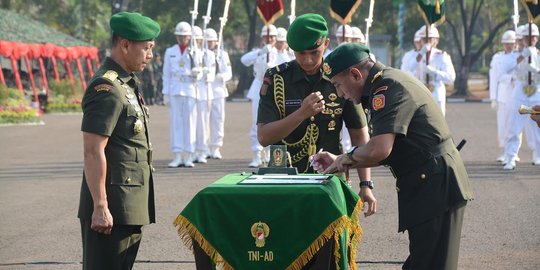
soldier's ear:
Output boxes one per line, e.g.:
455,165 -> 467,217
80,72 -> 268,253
350,68 -> 362,81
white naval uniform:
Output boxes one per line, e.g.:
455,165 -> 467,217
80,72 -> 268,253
194,48 -> 216,160
505,49 -> 540,163
241,47 -> 279,153
410,48 -> 456,115
400,49 -> 420,76
489,50 -> 518,150
162,44 -> 197,159
209,50 -> 233,154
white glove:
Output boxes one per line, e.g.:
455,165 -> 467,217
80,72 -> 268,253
202,67 -> 210,75
491,100 -> 497,110
419,43 -> 431,55
163,95 -> 170,106
522,46 -> 534,58
260,44 -> 272,55
215,73 -> 224,81
526,63 -> 540,73
426,65 -> 438,75
191,67 -> 202,77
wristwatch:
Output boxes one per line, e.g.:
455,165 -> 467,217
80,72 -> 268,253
360,180 -> 374,189
347,146 -> 358,162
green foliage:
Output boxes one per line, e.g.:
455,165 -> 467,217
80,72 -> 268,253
47,79 -> 83,113
0,85 -> 40,124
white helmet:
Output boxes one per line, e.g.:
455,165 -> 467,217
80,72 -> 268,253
351,27 -> 366,43
516,25 -> 525,39
174,21 -> 191,36
519,23 -> 539,37
335,24 -> 353,38
413,29 -> 424,42
501,30 -> 516,44
193,26 -> 203,39
277,27 -> 287,42
418,24 -> 439,38
205,28 -> 218,41
261,24 -> 278,37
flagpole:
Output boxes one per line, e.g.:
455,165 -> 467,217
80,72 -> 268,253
512,0 -> 519,32
289,0 -> 296,25
365,0 -> 375,47
217,0 -> 230,60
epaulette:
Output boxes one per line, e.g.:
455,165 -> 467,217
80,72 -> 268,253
102,70 -> 118,82
371,70 -> 383,83
267,61 -> 293,76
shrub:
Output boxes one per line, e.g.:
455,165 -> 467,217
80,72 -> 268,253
47,79 -> 83,113
0,85 -> 41,124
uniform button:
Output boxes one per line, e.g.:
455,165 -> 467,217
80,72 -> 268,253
420,173 -> 426,180
126,177 -> 132,184
310,116 -> 315,121
396,187 -> 400,192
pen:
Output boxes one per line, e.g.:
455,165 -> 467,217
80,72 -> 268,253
309,148 -> 324,167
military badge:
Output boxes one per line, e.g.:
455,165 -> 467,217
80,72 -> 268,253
251,221 -> 270,248
329,93 -> 337,101
179,59 -> 185,67
372,94 -> 385,111
272,148 -> 284,167
315,36 -> 323,46
328,120 -> 336,131
102,70 -> 118,82
371,70 -> 383,83
94,84 -> 112,92
374,86 -> 388,95
133,119 -> 144,134
322,62 -> 332,76
523,85 -> 536,97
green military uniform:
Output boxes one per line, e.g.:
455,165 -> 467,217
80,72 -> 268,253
78,11 -> 159,270
257,61 -> 366,173
323,43 -> 474,270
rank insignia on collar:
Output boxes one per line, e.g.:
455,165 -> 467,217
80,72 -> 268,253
94,84 -> 112,92
372,94 -> 385,111
322,62 -> 332,76
102,70 -> 118,82
251,221 -> 270,248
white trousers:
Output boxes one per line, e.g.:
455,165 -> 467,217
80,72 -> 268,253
169,95 -> 196,154
496,102 -> 511,148
209,97 -> 225,148
250,94 -> 263,152
504,85 -> 540,159
196,100 -> 210,153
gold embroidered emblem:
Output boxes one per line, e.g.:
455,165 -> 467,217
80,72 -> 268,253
334,108 -> 343,115
102,70 -> 118,82
179,59 -> 185,67
328,120 -> 336,131
329,93 -> 337,101
94,84 -> 112,92
371,70 -> 383,83
322,62 -> 332,76
523,84 -> 536,97
272,148 -> 284,166
133,119 -> 144,134
251,221 -> 270,248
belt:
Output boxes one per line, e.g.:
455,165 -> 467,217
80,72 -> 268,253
387,139 -> 455,178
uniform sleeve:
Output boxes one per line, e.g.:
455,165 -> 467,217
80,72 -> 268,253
342,100 -> 366,129
218,51 -> 233,82
488,54 -> 499,100
257,71 -> 281,124
162,47 -> 171,95
240,49 -> 259,67
370,79 -> 418,137
436,52 -> 456,84
81,79 -> 123,137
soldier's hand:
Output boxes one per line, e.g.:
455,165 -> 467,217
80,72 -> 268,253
260,44 -> 272,55
526,63 -> 540,74
359,187 -> 377,217
300,91 -> 325,119
522,46 -> 534,58
191,67 -> 202,78
311,151 -> 337,173
425,65 -> 438,75
91,205 -> 113,235
419,43 -> 431,55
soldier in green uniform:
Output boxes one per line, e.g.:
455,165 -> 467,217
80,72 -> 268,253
312,43 -> 474,270
257,14 -> 375,212
78,12 -> 160,270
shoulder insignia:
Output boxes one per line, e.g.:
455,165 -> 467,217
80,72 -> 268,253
102,70 -> 118,82
372,94 -> 385,111
94,84 -> 113,92
373,86 -> 388,95
371,70 -> 383,83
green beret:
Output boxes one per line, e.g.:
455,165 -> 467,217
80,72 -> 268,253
287,13 -> 328,51
110,12 -> 160,41
323,43 -> 371,79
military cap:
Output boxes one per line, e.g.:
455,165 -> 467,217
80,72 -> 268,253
110,12 -> 160,41
323,43 -> 371,79
287,13 -> 328,51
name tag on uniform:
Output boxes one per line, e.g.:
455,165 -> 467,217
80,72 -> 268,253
285,99 -> 302,107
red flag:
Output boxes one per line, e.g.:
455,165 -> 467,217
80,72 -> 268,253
257,0 -> 284,25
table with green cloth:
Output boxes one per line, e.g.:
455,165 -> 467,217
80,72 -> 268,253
173,173 -> 363,270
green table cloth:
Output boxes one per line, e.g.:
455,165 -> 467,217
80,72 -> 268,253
173,173 -> 363,270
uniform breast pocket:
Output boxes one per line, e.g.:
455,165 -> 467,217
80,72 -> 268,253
109,161 -> 148,186
125,106 -> 145,138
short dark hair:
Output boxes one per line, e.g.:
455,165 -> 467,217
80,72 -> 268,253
111,32 -> 123,47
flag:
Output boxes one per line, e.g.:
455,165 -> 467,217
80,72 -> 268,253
417,0 -> 445,26
330,0 -> 363,25
522,0 -> 540,22
257,0 -> 284,25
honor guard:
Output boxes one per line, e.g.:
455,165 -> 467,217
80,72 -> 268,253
400,29 -> 424,75
163,21 -> 198,167
275,27 -> 295,64
489,30 -> 518,163
241,24 -> 279,167
503,23 -> 540,169
206,28 -> 232,160
410,25 -> 456,116
78,12 -> 160,269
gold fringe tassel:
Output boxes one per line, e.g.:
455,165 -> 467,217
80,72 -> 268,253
173,215 -> 234,270
286,215 -> 351,270
347,197 -> 365,270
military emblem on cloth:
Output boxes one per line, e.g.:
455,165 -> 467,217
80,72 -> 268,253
322,62 -> 332,76
372,94 -> 385,111
102,70 -> 118,82
251,221 -> 270,248
94,84 -> 113,92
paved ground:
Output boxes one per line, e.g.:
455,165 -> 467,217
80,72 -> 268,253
1,101 -> 539,269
